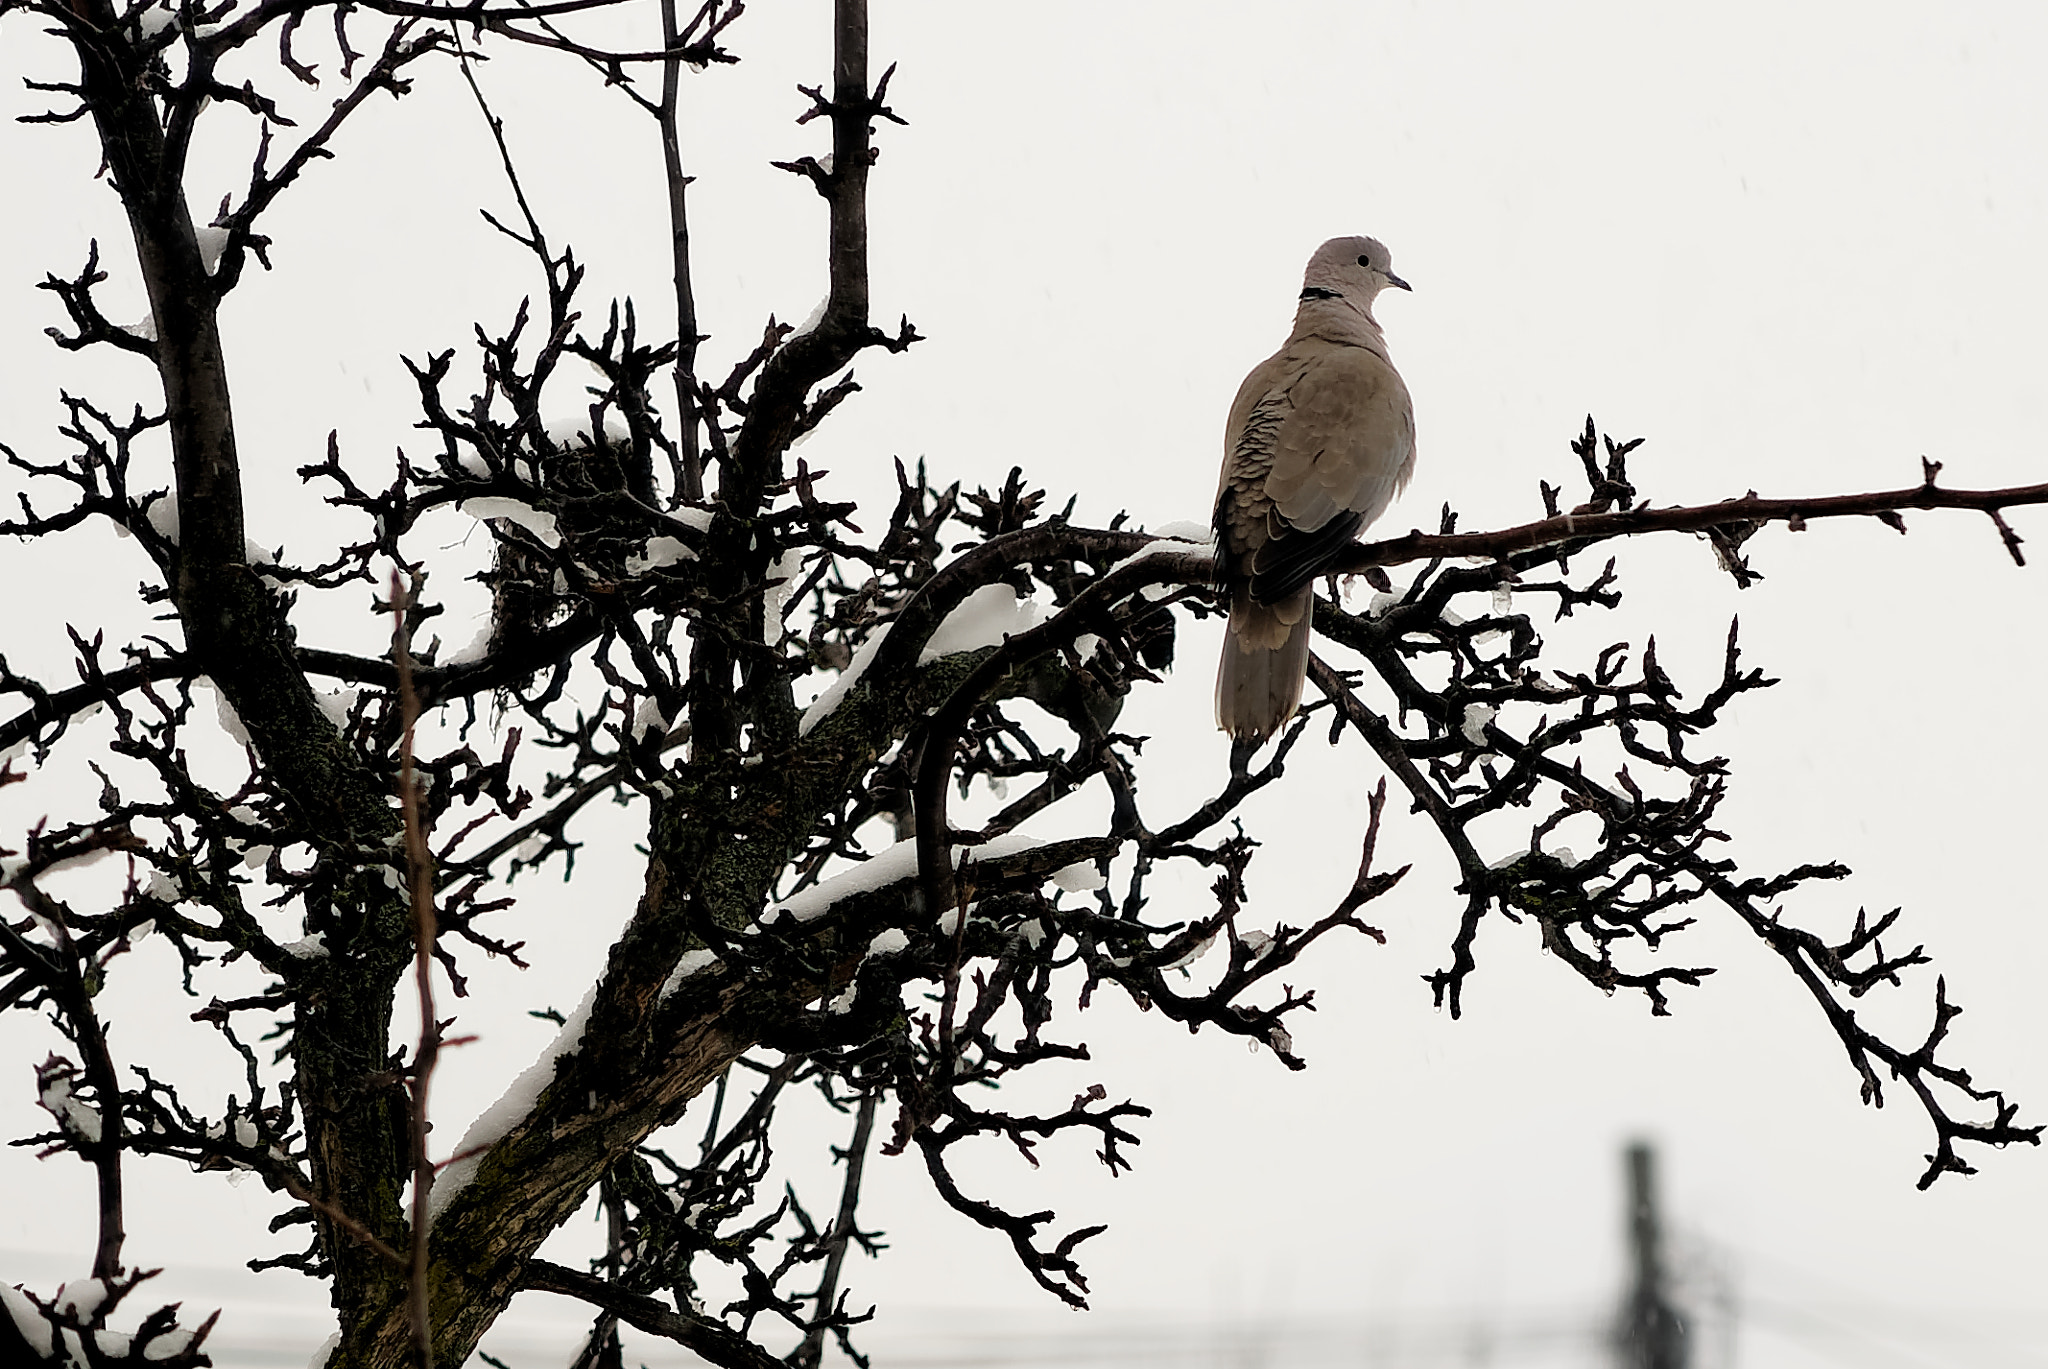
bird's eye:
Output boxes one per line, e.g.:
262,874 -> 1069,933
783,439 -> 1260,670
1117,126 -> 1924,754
1357,254 -> 1375,270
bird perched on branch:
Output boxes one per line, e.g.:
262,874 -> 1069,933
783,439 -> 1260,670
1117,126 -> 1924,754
1214,236 -> 1416,745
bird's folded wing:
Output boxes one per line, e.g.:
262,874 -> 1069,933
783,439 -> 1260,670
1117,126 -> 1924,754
1234,346 -> 1413,604
1246,507 -> 1365,605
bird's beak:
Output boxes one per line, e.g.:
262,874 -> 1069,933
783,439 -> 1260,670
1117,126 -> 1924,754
1384,271 -> 1412,292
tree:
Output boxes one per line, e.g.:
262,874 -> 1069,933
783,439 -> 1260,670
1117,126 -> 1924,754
1,1 -> 2041,1365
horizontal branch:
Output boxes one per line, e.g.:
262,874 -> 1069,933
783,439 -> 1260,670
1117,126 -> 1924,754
12,469 -> 2031,753
0,655 -> 190,755
521,1260 -> 787,1369
1334,472 -> 2048,574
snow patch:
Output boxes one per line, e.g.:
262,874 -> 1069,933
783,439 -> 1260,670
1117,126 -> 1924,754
283,932 -> 328,959
143,496 -> 179,545
143,1328 -> 196,1360
195,225 -> 230,275
55,1278 -> 108,1320
626,536 -> 696,575
919,583 -> 1045,664
787,296 -> 830,340
41,1077 -> 103,1143
798,622 -> 892,738
443,624 -> 493,668
544,411 -> 632,449
657,949 -> 723,1002
760,831 -> 1051,928
1052,861 -> 1105,893
761,840 -> 918,927
1460,703 -> 1497,746
459,498 -> 562,549
430,986 -> 598,1219
314,685 -> 361,727
135,1 -> 176,38
631,696 -> 677,742
194,678 -> 253,750
1122,533 -> 1216,575
761,548 -> 806,644
0,1284 -> 52,1358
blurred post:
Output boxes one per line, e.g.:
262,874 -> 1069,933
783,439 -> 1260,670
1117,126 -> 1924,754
1615,1141 -> 1689,1369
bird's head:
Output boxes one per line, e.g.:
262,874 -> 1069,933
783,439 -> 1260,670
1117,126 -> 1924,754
1300,235 -> 1411,307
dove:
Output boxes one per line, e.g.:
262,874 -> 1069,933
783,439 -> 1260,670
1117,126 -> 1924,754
1214,236 -> 1415,744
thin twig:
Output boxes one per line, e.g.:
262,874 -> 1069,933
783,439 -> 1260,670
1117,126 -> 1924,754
792,1090 -> 879,1369
392,570 -> 442,1369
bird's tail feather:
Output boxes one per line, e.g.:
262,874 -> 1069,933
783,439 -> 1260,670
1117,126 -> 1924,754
1216,587 -> 1313,742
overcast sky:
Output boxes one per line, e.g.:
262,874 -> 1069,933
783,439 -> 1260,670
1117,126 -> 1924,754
4,3 -> 2047,1367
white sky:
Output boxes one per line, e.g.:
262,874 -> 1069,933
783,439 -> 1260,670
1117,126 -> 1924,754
3,3 -> 2047,1366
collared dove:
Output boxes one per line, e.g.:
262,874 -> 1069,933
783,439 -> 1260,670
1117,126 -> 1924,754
1214,235 -> 1415,743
